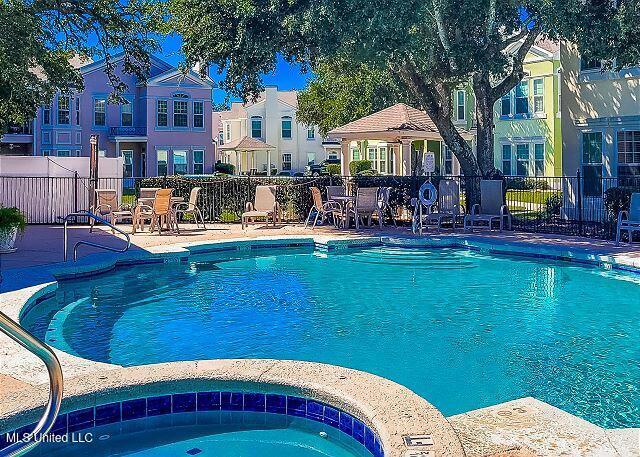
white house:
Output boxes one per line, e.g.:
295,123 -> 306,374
216,86 -> 340,175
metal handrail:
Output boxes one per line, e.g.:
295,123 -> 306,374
0,312 -> 63,457
60,211 -> 131,262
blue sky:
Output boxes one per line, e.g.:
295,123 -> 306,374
160,34 -> 312,103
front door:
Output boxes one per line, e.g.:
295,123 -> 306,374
122,150 -> 133,178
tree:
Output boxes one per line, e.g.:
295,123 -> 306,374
0,0 -> 161,133
169,0 -> 639,203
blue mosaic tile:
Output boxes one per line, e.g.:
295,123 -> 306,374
147,395 -> 172,416
338,411 -> 353,435
265,394 -> 286,414
50,413 -> 68,435
197,392 -> 221,411
352,418 -> 365,444
122,398 -> 147,421
220,392 -> 243,411
323,406 -> 339,427
95,403 -> 121,426
365,427 -> 376,453
306,401 -> 324,421
186,448 -> 202,455
15,423 -> 35,437
374,436 -> 384,457
172,393 -> 196,413
243,393 -> 265,412
0,432 -> 8,450
68,407 -> 94,432
286,396 -> 306,417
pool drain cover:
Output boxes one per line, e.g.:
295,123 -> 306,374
186,448 -> 202,455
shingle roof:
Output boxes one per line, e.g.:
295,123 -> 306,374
219,136 -> 275,151
534,38 -> 560,54
328,103 -> 440,136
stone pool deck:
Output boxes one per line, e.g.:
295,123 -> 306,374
1,225 -> 639,456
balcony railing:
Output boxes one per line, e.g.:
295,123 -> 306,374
109,126 -> 147,137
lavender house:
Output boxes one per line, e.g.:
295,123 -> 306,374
27,54 -> 215,176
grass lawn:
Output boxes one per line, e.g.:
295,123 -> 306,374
506,189 -> 562,206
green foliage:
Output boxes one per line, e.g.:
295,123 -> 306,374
297,59 -> 404,136
325,164 -> 341,176
506,177 -> 551,191
0,0 -> 161,132
215,162 -> 235,175
0,207 -> 27,234
544,193 -> 563,218
349,160 -> 373,176
604,186 -> 639,220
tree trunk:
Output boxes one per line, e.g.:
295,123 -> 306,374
473,73 -> 498,177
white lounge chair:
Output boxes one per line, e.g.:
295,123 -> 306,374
242,185 -> 278,229
464,180 -> 512,231
91,189 -> 133,233
174,187 -> 206,229
616,192 -> 640,244
426,180 -> 464,231
347,187 -> 383,229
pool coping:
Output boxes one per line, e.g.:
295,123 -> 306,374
0,359 -> 465,457
1,233 -> 639,455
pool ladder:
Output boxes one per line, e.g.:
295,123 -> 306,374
60,211 -> 131,262
0,312 -> 63,457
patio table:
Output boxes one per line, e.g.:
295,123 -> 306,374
330,195 -> 356,228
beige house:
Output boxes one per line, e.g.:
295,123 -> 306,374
216,87 -> 340,175
328,103 -> 475,176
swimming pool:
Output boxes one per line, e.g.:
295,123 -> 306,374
22,245 -> 640,428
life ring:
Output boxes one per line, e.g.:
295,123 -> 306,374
418,181 -> 438,207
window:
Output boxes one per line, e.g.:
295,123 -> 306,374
501,93 -> 511,117
173,150 -> 187,174
351,147 -> 360,161
328,153 -> 338,160
282,153 -> 292,171
42,150 -> 51,156
193,150 -> 204,174
368,147 -> 377,161
581,58 -> 601,72
75,97 -> 80,125
58,96 -> 70,125
502,145 -> 512,175
226,123 -> 231,141
121,100 -> 132,127
533,79 -> 544,114
515,81 -> 529,115
442,145 -> 453,175
281,116 -> 292,139
122,150 -> 133,178
94,99 -> 106,126
307,152 -> 316,165
43,105 -> 51,125
307,126 -> 315,139
157,150 -> 168,176
157,100 -> 168,127
193,101 -> 204,128
534,143 -> 545,176
173,101 -> 188,127
57,150 -> 71,157
251,116 -> 262,138
516,144 -> 530,176
456,90 -> 466,121
379,147 -> 387,173
218,131 -> 224,144
617,131 -> 640,165
582,132 -> 603,197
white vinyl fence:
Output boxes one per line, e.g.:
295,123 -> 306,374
0,156 -> 123,224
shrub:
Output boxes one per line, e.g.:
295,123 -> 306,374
0,207 -> 27,234
604,186 -> 638,220
506,177 -> 550,190
325,163 -> 341,175
356,168 -> 380,176
215,162 -> 235,175
349,160 -> 372,175
544,193 -> 563,217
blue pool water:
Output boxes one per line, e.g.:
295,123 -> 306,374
23,246 -> 640,428
25,411 -> 366,456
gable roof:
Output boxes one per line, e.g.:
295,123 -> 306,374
328,103 -> 440,136
220,136 -> 275,151
79,53 -> 173,76
217,89 -> 299,120
145,68 -> 215,88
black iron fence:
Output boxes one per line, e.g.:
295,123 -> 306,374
2,174 -> 640,240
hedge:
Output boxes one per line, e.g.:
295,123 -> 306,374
349,160 -> 373,175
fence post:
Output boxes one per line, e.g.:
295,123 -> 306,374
73,171 -> 78,213
576,169 -> 583,236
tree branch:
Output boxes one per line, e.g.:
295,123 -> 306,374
487,0 -> 497,38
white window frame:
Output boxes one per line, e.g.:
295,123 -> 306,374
57,96 -> 71,125
515,81 -> 530,116
617,130 -> 640,167
307,126 -> 315,139
251,116 -> 262,139
43,104 -> 51,125
157,149 -> 168,176
226,123 -> 231,141
282,153 -> 292,171
75,97 -> 80,125
173,150 -> 188,175
455,90 -> 466,122
193,101 -> 204,129
157,100 -> 168,127
533,78 -> 544,114
193,149 -> 205,174
121,99 -> 133,127
281,116 -> 292,139
173,100 -> 188,128
94,98 -> 106,126
122,150 -> 133,178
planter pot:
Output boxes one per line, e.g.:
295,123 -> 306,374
0,226 -> 18,253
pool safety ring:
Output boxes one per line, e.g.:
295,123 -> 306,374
418,181 -> 438,207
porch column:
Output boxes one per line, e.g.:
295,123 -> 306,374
401,139 -> 412,176
236,151 -> 241,174
340,140 -> 351,176
115,139 -> 120,158
267,149 -> 272,176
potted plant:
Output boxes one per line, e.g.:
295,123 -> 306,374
0,207 -> 26,253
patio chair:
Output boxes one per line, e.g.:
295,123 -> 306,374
616,192 -> 640,244
326,186 -> 346,202
133,188 -> 179,235
242,185 -> 278,229
305,187 -> 342,229
90,189 -> 133,233
347,187 -> 383,229
378,187 -> 397,227
426,180 -> 464,231
464,180 -> 512,231
174,187 -> 206,229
